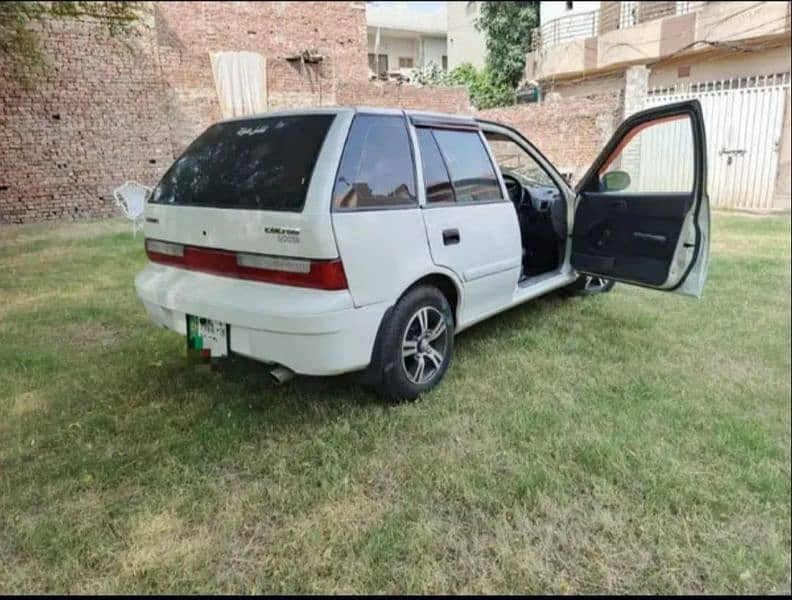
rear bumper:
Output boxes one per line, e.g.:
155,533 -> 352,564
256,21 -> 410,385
135,263 -> 388,376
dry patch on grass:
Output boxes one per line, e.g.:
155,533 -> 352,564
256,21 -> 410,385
5,390 -> 48,417
230,489 -> 392,593
0,219 -> 130,250
58,322 -> 120,349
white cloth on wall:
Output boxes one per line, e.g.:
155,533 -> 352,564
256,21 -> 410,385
210,51 -> 267,119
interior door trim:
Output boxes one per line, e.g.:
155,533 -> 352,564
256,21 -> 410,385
574,100 -> 708,291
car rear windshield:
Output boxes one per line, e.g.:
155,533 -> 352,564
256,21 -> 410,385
150,114 -> 335,212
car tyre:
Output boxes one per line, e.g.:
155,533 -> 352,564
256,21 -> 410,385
373,285 -> 454,402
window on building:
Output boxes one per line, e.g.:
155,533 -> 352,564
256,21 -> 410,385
619,1 -> 638,28
566,1 -> 573,10
442,55 -> 448,70
432,129 -> 503,203
416,129 -> 455,204
367,53 -> 389,74
398,57 -> 414,69
332,115 -> 416,210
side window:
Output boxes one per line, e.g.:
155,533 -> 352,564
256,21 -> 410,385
432,129 -> 503,202
597,114 -> 695,194
416,128 -> 455,204
485,135 -> 558,189
332,115 -> 417,210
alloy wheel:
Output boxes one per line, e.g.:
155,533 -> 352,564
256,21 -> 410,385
401,306 -> 449,385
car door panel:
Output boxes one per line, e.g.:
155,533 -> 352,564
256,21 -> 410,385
571,100 -> 709,296
572,192 -> 692,286
422,202 -> 521,323
412,124 -> 522,325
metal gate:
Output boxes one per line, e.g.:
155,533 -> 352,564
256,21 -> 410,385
644,73 -> 790,209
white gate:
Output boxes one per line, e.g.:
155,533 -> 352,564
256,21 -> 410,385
644,73 -> 790,209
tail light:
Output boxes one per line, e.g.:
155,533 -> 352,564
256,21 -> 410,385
145,239 -> 347,290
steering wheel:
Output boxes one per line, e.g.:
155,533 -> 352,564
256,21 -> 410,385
502,173 -> 527,208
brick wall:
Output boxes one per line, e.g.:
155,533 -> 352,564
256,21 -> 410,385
1,2 -> 371,224
153,1 -> 369,153
477,90 -> 624,181
337,81 -> 471,114
0,7 -> 171,223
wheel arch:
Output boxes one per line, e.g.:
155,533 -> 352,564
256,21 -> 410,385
401,272 -> 461,326
363,270 -> 462,385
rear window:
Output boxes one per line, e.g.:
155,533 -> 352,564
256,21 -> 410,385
150,114 -> 335,212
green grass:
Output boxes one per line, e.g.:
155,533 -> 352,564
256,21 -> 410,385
1,214 -> 790,594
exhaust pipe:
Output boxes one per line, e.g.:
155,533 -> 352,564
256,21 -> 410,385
269,366 -> 295,386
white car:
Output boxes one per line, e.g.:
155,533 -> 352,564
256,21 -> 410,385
136,101 -> 709,400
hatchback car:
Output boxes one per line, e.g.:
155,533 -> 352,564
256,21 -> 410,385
136,101 -> 709,399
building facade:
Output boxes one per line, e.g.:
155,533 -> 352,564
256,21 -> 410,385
446,1 -> 487,70
366,2 -> 448,79
526,1 -> 792,210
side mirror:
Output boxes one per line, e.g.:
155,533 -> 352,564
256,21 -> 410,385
600,170 -> 631,192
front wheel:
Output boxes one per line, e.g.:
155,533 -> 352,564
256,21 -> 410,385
568,275 -> 616,296
373,285 -> 454,401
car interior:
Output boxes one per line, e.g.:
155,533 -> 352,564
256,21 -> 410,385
484,131 -> 568,281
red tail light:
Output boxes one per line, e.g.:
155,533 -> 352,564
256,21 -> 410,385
145,239 -> 348,290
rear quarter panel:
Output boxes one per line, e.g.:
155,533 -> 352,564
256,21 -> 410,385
332,208 -> 454,308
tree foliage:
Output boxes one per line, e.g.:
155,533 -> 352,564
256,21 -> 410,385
413,62 -> 513,110
443,62 -> 514,110
0,1 -> 142,85
415,2 -> 539,109
476,1 -> 539,90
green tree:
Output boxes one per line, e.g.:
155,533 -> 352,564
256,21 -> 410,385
1,1 -> 142,85
414,61 -> 514,110
445,62 -> 513,110
476,1 -> 539,89
416,2 -> 539,109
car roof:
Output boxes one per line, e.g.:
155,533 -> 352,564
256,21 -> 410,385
218,106 -> 487,127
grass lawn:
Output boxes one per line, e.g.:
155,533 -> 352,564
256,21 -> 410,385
0,213 -> 789,594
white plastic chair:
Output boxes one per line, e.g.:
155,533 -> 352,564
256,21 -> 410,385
113,181 -> 151,237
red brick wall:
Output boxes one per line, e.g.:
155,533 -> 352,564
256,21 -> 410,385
153,1 -> 369,153
0,1 -> 370,224
0,8 -> 171,224
477,90 -> 624,180
338,81 -> 471,114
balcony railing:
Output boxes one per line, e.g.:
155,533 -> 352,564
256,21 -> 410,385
531,1 -> 704,52
531,9 -> 599,52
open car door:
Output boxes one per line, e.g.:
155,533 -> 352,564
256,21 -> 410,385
571,100 -> 710,297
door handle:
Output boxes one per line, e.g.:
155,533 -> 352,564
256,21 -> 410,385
609,199 -> 628,209
633,231 -> 667,243
442,228 -> 460,246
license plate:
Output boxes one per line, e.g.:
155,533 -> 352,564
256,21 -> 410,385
186,314 -> 228,358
